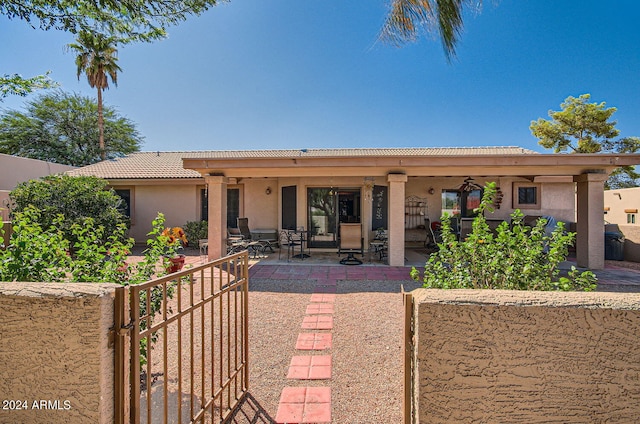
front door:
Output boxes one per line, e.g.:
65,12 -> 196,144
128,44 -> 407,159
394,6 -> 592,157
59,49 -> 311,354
307,187 -> 361,248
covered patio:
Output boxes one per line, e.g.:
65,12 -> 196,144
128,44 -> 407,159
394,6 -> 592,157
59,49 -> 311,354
184,147 -> 640,271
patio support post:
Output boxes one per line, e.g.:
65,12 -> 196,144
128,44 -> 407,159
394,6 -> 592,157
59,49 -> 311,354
205,175 -> 228,260
574,172 -> 607,270
388,173 -> 408,266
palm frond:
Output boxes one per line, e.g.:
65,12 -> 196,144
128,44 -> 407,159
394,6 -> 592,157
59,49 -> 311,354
379,0 -> 482,60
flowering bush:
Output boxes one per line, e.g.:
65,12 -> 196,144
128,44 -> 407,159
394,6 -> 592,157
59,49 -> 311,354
410,182 -> 597,291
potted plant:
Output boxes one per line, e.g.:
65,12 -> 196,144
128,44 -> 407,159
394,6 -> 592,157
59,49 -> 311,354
162,226 -> 188,273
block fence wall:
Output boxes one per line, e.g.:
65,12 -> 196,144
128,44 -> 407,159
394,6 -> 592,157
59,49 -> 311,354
410,289 -> 640,423
0,282 -> 119,424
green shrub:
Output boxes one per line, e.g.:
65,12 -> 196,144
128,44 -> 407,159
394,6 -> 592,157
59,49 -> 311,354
0,210 -> 178,368
9,175 -> 128,248
410,182 -> 597,291
183,220 -> 208,248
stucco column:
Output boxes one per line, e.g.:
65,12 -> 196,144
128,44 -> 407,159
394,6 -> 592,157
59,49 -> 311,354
387,174 -> 408,266
205,175 -> 228,260
574,173 -> 607,270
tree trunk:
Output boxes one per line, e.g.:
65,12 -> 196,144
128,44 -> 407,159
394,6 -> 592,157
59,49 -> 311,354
97,87 -> 105,161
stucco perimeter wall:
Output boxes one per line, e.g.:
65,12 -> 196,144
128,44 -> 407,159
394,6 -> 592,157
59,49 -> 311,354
0,282 -> 119,424
411,289 -> 640,423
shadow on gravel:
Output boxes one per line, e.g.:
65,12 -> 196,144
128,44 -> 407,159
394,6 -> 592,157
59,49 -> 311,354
248,279 -> 422,294
226,393 -> 275,423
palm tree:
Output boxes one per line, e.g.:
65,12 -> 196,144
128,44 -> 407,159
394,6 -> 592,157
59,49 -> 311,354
380,0 -> 483,60
68,31 -> 122,161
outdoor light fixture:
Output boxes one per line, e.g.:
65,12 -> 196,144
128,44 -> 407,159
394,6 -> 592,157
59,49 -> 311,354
428,187 -> 435,195
265,187 -> 272,195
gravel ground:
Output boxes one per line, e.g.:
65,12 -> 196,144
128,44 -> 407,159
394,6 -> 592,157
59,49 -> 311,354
235,277 -> 421,423
604,259 -> 640,271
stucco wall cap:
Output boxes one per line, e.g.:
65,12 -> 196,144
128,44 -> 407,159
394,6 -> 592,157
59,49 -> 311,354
410,288 -> 640,310
0,282 -> 120,299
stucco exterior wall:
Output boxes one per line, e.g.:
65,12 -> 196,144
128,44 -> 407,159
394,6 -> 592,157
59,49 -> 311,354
124,184 -> 201,242
0,154 -> 76,191
0,282 -> 119,424
405,176 -> 576,223
243,178 -> 278,230
411,289 -> 640,423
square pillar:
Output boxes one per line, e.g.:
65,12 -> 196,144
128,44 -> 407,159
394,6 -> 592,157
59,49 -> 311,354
387,174 -> 408,266
205,175 -> 228,260
574,173 -> 607,270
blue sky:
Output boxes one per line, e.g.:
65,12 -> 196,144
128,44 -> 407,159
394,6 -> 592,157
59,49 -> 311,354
1,0 -> 639,153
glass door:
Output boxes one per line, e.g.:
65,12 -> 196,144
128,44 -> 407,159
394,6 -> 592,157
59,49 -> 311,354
308,188 -> 337,248
307,188 -> 361,248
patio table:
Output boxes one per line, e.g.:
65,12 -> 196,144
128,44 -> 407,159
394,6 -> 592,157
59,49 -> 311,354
290,229 -> 310,259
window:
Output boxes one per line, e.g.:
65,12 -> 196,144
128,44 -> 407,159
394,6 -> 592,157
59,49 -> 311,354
200,188 -> 208,221
441,190 -> 460,217
628,213 -> 637,224
114,188 -> 132,220
513,183 -> 541,210
200,187 -> 240,227
441,189 -> 481,218
281,186 -> 297,230
227,188 -> 240,228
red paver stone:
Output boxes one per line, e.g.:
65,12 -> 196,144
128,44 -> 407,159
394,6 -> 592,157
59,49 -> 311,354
276,387 -> 331,424
287,355 -> 332,380
310,293 -> 336,303
295,333 -> 332,350
313,285 -> 337,294
305,304 -> 334,315
301,315 -> 333,330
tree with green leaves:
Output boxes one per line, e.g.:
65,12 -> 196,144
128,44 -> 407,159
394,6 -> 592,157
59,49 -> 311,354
1,0 -> 222,42
0,72 -> 57,100
530,94 -> 640,189
0,91 -> 142,166
1,0 -> 222,99
68,31 -> 122,160
9,175 -> 129,248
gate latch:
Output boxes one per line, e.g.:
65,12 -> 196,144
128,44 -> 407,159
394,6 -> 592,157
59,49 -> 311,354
108,321 -> 134,348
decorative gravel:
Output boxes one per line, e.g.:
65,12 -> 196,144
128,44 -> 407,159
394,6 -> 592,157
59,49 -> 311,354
235,276 -> 421,423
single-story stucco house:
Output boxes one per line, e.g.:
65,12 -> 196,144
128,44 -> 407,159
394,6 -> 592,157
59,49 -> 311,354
604,187 -> 640,262
67,146 -> 640,270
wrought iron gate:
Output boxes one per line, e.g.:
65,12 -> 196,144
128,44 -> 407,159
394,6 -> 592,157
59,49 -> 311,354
113,251 -> 249,423
403,291 -> 415,424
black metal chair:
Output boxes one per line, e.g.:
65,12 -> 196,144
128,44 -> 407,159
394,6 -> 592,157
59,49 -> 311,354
278,230 -> 300,262
237,217 -> 278,253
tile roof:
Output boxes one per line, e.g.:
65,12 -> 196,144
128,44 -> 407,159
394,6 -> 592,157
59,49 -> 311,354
67,147 -> 538,180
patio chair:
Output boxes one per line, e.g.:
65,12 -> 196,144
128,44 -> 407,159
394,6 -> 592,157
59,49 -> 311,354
228,227 -> 245,242
198,239 -> 209,256
237,217 -> 252,240
278,230 -> 300,262
338,223 -> 363,265
237,217 -> 278,253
